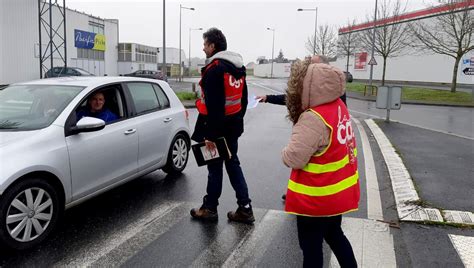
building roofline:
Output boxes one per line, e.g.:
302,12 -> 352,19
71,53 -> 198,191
339,1 -> 474,34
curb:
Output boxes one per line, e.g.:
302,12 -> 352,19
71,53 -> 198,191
365,119 -> 474,226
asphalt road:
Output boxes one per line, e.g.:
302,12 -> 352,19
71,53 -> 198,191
0,77 -> 470,267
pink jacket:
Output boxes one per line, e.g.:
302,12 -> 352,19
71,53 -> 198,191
282,63 -> 346,169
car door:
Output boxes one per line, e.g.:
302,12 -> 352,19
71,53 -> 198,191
66,85 -> 139,201
124,82 -> 174,171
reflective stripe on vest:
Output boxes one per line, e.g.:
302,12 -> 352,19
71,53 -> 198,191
288,171 -> 359,197
303,148 -> 358,174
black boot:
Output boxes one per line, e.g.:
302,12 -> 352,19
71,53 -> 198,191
227,204 -> 255,224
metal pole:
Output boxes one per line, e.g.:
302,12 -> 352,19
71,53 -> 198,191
271,30 -> 274,78
369,0 -> 378,86
188,28 -> 191,77
162,0 -> 166,77
49,0 -> 53,71
386,87 -> 391,122
179,4 -> 182,81
313,7 -> 318,55
63,0 -> 67,68
38,0 -> 43,78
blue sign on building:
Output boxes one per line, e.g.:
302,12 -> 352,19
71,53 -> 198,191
74,29 -> 96,49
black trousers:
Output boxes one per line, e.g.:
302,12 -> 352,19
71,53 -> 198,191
296,215 -> 357,268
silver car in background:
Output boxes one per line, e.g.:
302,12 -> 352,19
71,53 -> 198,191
0,77 -> 190,249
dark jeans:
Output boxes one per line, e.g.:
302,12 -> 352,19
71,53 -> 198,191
297,215 -> 357,268
202,137 -> 251,210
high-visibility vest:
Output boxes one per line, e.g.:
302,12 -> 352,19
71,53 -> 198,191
196,60 -> 244,116
285,98 -> 360,217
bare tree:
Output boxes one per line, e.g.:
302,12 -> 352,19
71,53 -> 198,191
410,0 -> 473,93
306,24 -> 338,58
360,0 -> 412,85
338,20 -> 360,72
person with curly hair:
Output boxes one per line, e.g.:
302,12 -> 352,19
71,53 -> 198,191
256,56 -> 347,201
282,58 -> 359,267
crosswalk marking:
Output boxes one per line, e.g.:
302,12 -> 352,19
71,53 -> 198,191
449,234 -> 474,268
54,201 -> 185,267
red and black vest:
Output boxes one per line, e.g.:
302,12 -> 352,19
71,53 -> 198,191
285,98 -> 360,217
196,60 -> 244,116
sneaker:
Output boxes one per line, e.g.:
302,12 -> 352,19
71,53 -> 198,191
227,205 -> 255,224
282,194 -> 286,200
190,207 -> 218,221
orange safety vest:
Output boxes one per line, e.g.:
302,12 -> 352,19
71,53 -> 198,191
285,98 -> 360,217
196,60 -> 244,116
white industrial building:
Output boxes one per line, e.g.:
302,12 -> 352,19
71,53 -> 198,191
0,0 -> 119,85
118,43 -> 187,77
335,2 -> 474,86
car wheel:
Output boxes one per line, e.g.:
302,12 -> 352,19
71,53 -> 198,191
0,178 -> 60,250
162,133 -> 189,175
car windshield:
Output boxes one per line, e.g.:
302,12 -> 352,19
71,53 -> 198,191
0,85 -> 83,131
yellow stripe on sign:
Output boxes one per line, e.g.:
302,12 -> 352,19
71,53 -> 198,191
304,148 -> 357,174
288,171 -> 359,197
93,34 -> 106,51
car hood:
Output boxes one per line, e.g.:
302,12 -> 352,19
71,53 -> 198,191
0,130 -> 41,148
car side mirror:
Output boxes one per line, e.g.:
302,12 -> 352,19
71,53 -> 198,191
70,116 -> 106,135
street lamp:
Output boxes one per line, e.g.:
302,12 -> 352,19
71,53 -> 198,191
266,27 -> 275,78
297,7 -> 318,55
369,0 -> 378,87
189,27 -> 203,77
179,4 -> 195,81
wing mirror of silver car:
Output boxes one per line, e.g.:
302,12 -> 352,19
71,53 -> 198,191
70,116 -> 106,134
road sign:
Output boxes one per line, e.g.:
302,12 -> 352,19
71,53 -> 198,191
463,67 -> 474,75
368,57 -> 377,65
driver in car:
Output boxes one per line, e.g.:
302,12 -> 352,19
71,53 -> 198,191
76,91 -> 118,123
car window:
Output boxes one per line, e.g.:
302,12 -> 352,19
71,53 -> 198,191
0,85 -> 83,130
152,84 -> 170,109
75,86 -> 123,124
127,82 -> 160,114
66,68 -> 77,75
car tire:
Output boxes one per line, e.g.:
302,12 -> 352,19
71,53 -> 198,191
162,133 -> 189,175
0,178 -> 61,250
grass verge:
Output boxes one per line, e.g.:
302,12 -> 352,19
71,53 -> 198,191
346,82 -> 474,106
176,92 -> 197,101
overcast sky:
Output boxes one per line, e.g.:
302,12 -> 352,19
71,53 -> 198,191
67,0 -> 437,64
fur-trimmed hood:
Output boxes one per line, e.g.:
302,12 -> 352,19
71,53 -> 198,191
286,59 -> 345,124
207,51 -> 244,68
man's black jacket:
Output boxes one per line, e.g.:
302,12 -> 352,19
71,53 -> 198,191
192,52 -> 248,142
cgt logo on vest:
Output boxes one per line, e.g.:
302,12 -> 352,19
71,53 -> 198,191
336,105 -> 356,163
228,75 -> 243,89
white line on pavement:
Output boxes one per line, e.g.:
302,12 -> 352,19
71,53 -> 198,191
353,118 -> 384,221
449,234 -> 474,268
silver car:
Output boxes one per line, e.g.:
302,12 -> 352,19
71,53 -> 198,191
0,77 -> 191,249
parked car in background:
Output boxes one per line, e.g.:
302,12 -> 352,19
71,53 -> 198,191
44,67 -> 94,78
124,70 -> 167,81
344,71 -> 353,83
0,76 -> 190,249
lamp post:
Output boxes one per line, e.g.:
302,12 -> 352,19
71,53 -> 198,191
162,0 -> 166,77
188,27 -> 202,77
266,27 -> 275,78
297,7 -> 318,55
368,0 -> 378,87
179,4 -> 195,81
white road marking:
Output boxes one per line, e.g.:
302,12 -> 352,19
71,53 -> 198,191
54,201 -> 184,267
353,118 -> 384,220
449,234 -> 474,268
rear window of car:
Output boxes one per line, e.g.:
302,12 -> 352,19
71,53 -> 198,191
127,82 -> 160,114
152,84 -> 170,109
